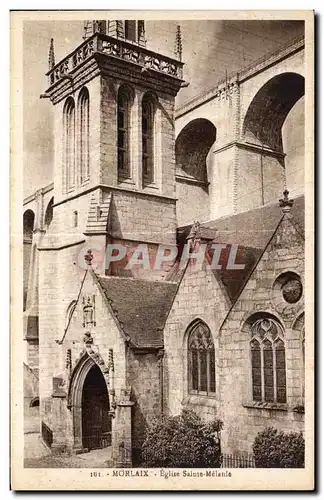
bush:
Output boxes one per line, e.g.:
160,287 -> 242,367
253,427 -> 305,468
141,409 -> 223,468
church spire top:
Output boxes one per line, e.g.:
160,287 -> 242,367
48,38 -> 55,71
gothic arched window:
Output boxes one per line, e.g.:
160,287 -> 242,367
63,97 -> 76,192
117,86 -> 133,181
44,197 -> 54,231
78,88 -> 90,184
250,317 -> 286,404
188,321 -> 215,395
142,94 -> 155,186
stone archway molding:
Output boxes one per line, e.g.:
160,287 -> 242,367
67,343 -> 115,452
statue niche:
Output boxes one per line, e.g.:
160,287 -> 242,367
82,295 -> 96,328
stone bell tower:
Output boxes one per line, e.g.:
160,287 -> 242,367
43,19 -> 185,276
37,20 -> 186,455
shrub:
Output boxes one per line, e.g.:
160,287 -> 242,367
253,427 -> 305,468
141,409 -> 223,468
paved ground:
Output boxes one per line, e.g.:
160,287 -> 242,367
24,432 -> 51,460
24,435 -> 112,468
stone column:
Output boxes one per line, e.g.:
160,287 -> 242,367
72,404 -> 83,453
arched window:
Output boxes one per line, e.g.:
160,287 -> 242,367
23,209 -> 35,311
78,88 -> 90,184
293,313 -> 305,405
30,397 -> 39,408
176,118 -> 216,183
23,210 -> 35,243
142,94 -> 155,186
44,197 -> 54,231
188,321 -> 215,395
117,86 -> 133,180
250,317 -> 286,404
63,97 -> 76,192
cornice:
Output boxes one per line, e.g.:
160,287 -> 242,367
45,33 -> 185,104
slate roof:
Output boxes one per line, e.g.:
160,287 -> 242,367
97,276 -> 178,349
202,194 -> 305,247
173,195 -> 305,303
208,195 -> 304,303
95,196 -> 304,346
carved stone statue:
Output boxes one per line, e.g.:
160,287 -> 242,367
82,295 -> 96,327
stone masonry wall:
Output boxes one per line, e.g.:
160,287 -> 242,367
217,215 -> 305,455
107,189 -> 177,245
164,214 -> 305,456
38,241 -> 88,431
126,348 -> 161,458
164,260 -> 232,419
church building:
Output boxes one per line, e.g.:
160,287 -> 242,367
23,18 -> 306,467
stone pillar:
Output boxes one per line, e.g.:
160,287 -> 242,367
50,377 -> 69,454
72,404 -> 83,453
111,388 -> 134,467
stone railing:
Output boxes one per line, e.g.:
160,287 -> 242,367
47,33 -> 184,86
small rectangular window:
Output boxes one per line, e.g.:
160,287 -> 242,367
125,21 -> 137,42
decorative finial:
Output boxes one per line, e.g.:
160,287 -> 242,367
84,249 -> 93,266
48,38 -> 55,70
175,25 -> 182,62
279,189 -> 294,213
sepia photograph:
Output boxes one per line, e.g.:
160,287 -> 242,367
11,9 -> 314,490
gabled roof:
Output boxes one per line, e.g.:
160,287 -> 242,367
97,276 -> 178,349
173,195 -> 305,303
208,245 -> 264,304
208,196 -> 304,303
201,195 -> 304,247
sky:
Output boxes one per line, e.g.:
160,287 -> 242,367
23,19 -> 304,198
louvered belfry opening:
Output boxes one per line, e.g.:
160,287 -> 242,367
83,20 -> 146,46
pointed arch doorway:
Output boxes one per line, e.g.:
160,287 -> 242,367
82,363 -> 111,450
69,355 -> 112,452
